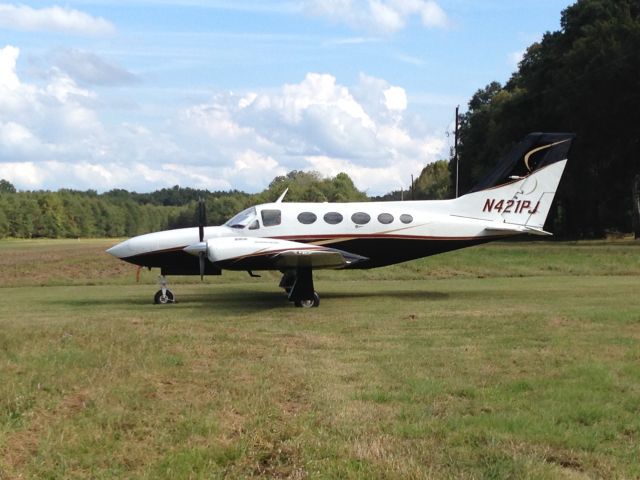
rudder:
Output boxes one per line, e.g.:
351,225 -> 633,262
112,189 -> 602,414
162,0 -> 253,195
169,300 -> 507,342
452,133 -> 574,230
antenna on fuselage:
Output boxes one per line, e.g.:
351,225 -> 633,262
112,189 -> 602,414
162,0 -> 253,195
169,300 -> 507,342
276,188 -> 288,203
411,174 -> 414,200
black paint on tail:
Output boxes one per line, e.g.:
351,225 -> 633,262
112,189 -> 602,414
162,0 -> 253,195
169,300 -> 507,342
469,132 -> 575,194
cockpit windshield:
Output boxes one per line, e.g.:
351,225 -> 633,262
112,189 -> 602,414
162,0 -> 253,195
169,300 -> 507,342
224,207 -> 257,229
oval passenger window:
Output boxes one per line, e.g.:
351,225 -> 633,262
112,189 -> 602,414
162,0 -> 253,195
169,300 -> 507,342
378,213 -> 394,224
297,212 -> 317,224
351,212 -> 371,225
400,214 -> 413,224
323,212 -> 343,224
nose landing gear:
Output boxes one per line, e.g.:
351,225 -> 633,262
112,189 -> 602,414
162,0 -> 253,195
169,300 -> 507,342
154,276 -> 175,304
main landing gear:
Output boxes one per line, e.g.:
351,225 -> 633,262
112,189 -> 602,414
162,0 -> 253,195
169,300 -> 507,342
280,267 -> 320,308
151,269 -> 321,308
154,275 -> 175,304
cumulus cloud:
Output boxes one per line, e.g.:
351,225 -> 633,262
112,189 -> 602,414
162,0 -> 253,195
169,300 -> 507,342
0,45 -> 20,89
0,3 -> 114,35
304,0 -> 448,34
0,45 -> 445,195
179,72 -> 445,192
49,49 -> 137,86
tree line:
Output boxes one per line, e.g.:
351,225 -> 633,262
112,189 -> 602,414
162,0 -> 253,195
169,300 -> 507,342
0,172 -> 376,239
2,0 -> 639,239
452,0 -> 640,238
0,164 -> 455,239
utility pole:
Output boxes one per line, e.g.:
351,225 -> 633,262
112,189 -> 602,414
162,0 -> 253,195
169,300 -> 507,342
411,174 -> 414,200
454,105 -> 460,198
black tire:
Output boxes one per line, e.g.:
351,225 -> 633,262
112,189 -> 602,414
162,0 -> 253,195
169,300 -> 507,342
294,292 -> 320,308
154,289 -> 175,304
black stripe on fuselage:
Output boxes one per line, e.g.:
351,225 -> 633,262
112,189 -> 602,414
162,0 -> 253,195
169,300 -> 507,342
119,235 -> 501,273
285,236 -> 498,269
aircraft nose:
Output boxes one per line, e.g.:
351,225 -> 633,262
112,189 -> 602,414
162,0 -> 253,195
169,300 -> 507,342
106,240 -> 132,259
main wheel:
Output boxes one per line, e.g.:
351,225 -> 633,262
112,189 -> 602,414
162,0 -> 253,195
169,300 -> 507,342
294,292 -> 320,308
154,289 -> 175,304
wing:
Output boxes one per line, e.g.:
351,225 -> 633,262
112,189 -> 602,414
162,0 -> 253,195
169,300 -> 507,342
271,246 -> 367,269
185,236 -> 368,270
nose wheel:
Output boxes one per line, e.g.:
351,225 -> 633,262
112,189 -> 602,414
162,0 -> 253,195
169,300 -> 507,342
154,276 -> 175,304
154,289 -> 175,304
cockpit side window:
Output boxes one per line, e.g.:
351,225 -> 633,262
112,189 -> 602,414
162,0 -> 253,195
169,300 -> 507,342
261,209 -> 281,227
248,220 -> 260,230
224,207 -> 256,229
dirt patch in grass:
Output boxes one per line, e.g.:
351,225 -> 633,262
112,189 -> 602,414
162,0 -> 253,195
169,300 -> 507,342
1,389 -> 92,475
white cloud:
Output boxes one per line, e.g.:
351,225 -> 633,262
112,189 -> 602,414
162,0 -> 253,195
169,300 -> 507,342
395,53 -> 425,66
179,72 -> 445,190
0,161 -> 44,188
0,45 -> 20,90
0,3 -> 114,35
508,49 -> 525,68
225,150 -> 288,190
0,45 -> 446,195
304,0 -> 448,34
383,86 -> 407,111
49,49 -> 137,86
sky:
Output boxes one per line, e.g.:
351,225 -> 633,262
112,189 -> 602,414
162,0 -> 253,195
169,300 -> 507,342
0,0 -> 575,195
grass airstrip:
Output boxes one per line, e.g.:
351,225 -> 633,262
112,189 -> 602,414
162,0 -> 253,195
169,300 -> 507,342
1,238 -> 639,478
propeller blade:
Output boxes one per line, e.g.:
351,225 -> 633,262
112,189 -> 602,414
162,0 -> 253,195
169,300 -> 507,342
198,197 -> 206,242
199,251 -> 205,281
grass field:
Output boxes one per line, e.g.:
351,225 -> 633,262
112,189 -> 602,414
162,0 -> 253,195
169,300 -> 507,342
1,238 -> 640,478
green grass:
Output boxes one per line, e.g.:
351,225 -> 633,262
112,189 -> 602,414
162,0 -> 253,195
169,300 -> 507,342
1,239 -> 640,478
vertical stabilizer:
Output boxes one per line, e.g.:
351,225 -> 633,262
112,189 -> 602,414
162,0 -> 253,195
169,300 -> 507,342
452,133 -> 574,231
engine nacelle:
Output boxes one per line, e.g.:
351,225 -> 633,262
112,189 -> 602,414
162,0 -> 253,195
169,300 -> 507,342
206,237 -> 305,263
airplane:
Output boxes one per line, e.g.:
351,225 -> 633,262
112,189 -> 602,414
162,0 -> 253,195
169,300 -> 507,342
107,132 -> 574,308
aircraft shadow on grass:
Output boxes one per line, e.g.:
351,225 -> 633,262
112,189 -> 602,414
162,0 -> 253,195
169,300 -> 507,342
183,289 -> 450,309
51,288 -> 449,311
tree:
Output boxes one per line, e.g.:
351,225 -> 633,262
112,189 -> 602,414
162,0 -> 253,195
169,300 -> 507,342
414,160 -> 451,200
454,0 -> 640,238
0,179 -> 16,194
0,196 -> 9,237
633,174 -> 640,239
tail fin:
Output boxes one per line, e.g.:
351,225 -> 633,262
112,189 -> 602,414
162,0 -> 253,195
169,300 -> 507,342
452,132 -> 574,233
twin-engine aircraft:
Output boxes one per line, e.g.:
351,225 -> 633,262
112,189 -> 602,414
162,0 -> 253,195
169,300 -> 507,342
107,132 -> 574,307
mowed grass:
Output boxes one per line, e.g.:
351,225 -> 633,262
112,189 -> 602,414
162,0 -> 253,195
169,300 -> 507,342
1,239 -> 640,478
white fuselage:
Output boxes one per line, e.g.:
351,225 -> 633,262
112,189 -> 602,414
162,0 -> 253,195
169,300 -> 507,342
107,197 -> 511,272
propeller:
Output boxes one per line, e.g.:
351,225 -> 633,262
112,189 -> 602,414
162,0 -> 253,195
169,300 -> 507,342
198,198 -> 206,280
182,198 -> 209,279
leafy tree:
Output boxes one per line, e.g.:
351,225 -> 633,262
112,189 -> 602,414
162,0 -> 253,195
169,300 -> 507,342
0,170 -> 365,238
0,197 -> 9,237
454,0 -> 640,237
414,160 -> 451,200
0,179 -> 16,194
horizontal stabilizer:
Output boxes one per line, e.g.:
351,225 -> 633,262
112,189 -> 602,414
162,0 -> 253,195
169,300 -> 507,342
484,225 -> 553,236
